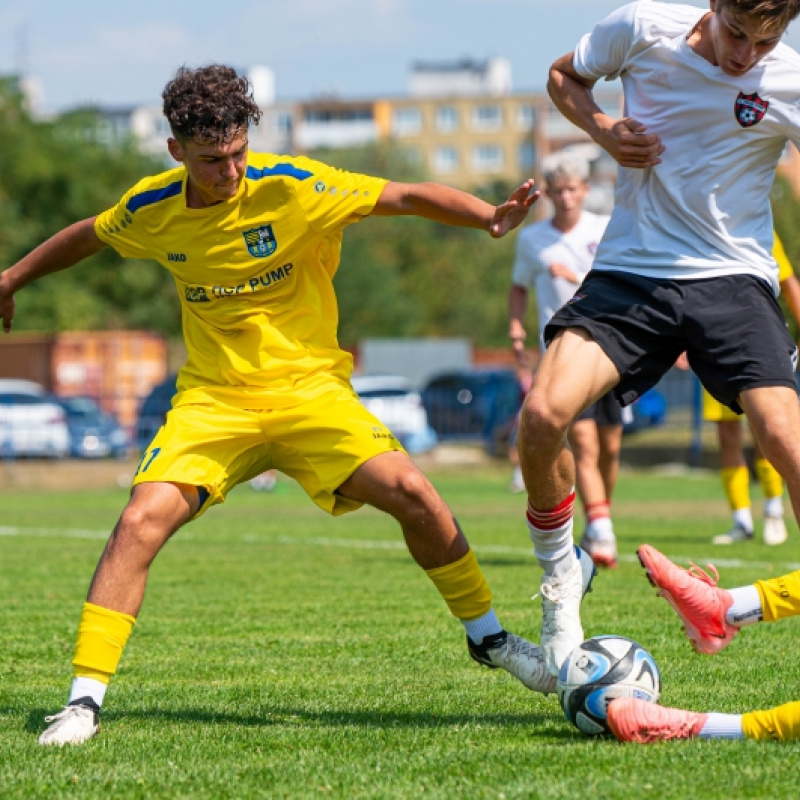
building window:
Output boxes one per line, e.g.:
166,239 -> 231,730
472,105 -> 502,131
392,107 -> 423,136
472,145 -> 504,172
518,142 -> 536,169
433,146 -> 459,173
436,105 -> 459,132
516,104 -> 536,131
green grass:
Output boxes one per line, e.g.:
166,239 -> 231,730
1,464 -> 800,799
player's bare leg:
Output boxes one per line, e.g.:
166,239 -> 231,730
338,451 -> 561,694
741,386 -> 800,541
40,482 -> 199,745
518,328 -> 620,674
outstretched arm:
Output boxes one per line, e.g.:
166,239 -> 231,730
372,179 -> 540,238
0,217 -> 107,333
547,52 -> 664,169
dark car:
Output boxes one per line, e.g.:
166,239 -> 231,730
56,396 -> 131,459
135,374 -> 178,452
53,397 -> 131,458
421,367 -> 522,453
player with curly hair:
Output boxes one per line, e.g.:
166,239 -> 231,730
0,64 -> 598,746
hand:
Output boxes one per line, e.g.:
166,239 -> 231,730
598,117 -> 664,169
0,276 -> 15,333
548,262 -> 579,283
489,179 -> 541,238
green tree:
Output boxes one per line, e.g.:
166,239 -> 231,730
0,78 -> 181,335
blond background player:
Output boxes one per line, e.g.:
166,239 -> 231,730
703,233 -> 800,546
608,544 -> 800,743
0,64 -> 588,747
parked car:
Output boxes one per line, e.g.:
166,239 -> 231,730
55,395 -> 131,459
0,378 -> 70,459
421,367 -> 522,454
135,374 -> 178,452
351,374 -> 438,454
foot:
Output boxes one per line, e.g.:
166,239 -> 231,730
579,531 -> 618,569
637,544 -> 737,654
38,700 -> 100,746
540,560 -> 585,677
607,698 -> 707,743
468,630 -> 557,694
574,544 -> 597,596
763,515 -> 788,546
711,524 -> 753,545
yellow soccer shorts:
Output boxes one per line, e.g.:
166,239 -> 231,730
702,389 -> 740,423
133,386 -> 405,518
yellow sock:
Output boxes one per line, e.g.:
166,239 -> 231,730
754,571 -> 800,623
755,458 -> 783,500
72,602 -> 136,685
425,549 -> 492,621
742,701 -> 800,741
721,466 -> 750,511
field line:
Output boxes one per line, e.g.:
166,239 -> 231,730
2,524 -> 799,571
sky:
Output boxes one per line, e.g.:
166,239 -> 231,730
9,0 -> 800,113
5,0 -> 800,114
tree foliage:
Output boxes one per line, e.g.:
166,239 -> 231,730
0,78 -> 181,335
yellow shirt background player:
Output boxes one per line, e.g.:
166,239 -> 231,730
0,64 -> 567,747
702,233 -> 800,546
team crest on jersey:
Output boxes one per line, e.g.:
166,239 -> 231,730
242,224 -> 277,258
734,92 -> 768,128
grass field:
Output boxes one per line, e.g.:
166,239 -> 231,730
1,462 -> 800,799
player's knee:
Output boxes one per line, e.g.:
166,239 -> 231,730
113,504 -> 174,557
520,391 -> 571,446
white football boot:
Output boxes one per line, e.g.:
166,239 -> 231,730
468,630 -> 557,694
39,703 -> 99,746
540,558 -> 585,677
763,515 -> 788,546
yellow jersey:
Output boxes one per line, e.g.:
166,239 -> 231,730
774,232 -> 793,284
95,153 -> 388,408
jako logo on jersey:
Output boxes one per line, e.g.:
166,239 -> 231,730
167,253 -> 187,262
242,224 -> 277,258
735,92 -> 769,128
185,286 -> 210,303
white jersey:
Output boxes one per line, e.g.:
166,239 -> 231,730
512,211 -> 609,348
573,1 -> 800,293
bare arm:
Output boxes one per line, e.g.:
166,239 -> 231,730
0,217 -> 107,333
372,179 -> 540,238
780,274 -> 800,345
547,52 -> 664,169
508,284 -> 529,360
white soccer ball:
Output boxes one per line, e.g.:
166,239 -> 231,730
557,635 -> 661,735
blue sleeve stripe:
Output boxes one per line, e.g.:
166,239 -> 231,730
126,180 -> 183,213
246,164 -> 313,181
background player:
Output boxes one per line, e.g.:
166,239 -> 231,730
508,153 -> 622,568
0,64 -> 597,746
607,543 -> 800,743
520,0 -> 800,678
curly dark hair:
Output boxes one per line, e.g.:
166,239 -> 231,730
162,64 -> 262,144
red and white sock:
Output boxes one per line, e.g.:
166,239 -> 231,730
526,490 -> 576,578
585,500 -> 614,541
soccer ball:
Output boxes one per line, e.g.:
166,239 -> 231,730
557,635 -> 661,735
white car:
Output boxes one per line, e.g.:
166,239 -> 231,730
351,375 -> 438,454
0,379 -> 70,459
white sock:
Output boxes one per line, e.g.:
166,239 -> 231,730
699,713 -> 745,739
764,496 -> 784,518
586,516 -> 615,542
527,492 -> 576,578
726,585 -> 762,627
461,608 -> 503,644
69,676 -> 107,708
732,507 -> 754,533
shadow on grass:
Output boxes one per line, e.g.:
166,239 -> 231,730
18,704 -> 576,741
